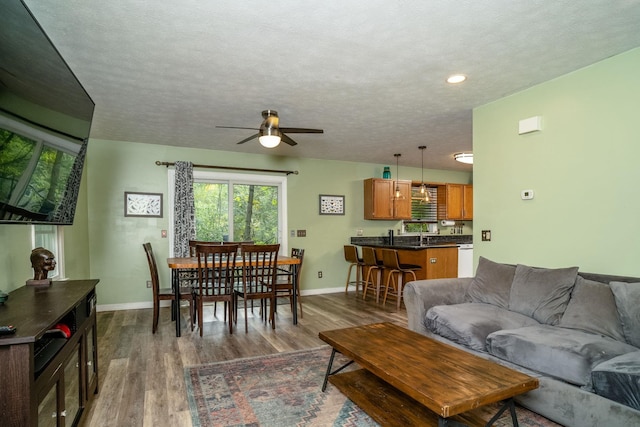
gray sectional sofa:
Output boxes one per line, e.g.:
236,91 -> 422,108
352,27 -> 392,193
404,257 -> 640,427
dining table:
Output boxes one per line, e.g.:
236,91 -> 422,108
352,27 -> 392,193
166,255 -> 302,337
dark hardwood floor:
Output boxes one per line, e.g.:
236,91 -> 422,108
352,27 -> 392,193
81,291 -> 407,427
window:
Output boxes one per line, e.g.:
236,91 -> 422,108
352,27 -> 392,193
32,224 -> 64,279
168,170 -> 288,254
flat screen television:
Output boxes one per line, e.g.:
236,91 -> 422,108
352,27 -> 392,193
0,0 -> 94,225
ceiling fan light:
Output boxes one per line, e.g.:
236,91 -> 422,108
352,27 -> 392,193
454,153 -> 473,164
259,124 -> 281,148
258,135 -> 281,148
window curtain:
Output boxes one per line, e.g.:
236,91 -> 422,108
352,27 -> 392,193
173,161 -> 195,257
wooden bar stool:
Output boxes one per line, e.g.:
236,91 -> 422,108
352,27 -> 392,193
381,248 -> 421,309
362,247 -> 384,303
343,245 -> 365,295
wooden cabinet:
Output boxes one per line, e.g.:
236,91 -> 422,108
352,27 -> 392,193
438,184 -> 473,220
393,247 -> 458,280
0,280 -> 99,427
364,178 -> 412,220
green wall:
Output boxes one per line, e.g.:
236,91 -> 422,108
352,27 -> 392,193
473,47 -> 640,275
86,140 -> 470,306
0,167 -> 91,292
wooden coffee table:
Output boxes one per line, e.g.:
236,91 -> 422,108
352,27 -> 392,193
319,322 -> 539,427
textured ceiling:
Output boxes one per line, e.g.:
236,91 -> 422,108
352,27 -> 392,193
21,0 -> 640,171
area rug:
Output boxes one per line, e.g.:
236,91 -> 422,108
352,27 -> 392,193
185,346 -> 561,427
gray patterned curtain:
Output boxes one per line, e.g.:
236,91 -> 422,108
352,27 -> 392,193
173,161 -> 195,257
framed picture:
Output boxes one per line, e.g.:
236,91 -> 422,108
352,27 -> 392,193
125,192 -> 163,217
319,194 -> 345,215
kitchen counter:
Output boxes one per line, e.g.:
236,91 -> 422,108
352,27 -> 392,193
351,235 -> 471,249
350,236 -> 469,280
355,242 -> 458,250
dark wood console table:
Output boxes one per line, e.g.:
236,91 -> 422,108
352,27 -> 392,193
0,279 -> 99,427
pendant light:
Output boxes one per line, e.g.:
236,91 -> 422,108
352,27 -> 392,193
419,146 -> 431,203
393,153 -> 404,200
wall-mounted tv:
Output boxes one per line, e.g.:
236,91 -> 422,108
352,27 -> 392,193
0,0 -> 94,225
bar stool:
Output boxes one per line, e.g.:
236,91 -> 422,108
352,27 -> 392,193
362,247 -> 384,303
343,245 -> 365,295
381,249 -> 421,310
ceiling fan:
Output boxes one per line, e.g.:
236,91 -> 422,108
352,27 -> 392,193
216,110 -> 324,148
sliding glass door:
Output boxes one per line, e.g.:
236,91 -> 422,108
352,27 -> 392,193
169,170 -> 287,254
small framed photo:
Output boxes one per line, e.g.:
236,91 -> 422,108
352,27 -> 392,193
319,194 -> 345,215
125,192 -> 163,217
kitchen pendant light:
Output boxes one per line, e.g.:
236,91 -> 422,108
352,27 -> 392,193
418,146 -> 431,203
393,153 -> 404,200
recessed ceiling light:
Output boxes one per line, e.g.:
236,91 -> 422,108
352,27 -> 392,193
447,74 -> 467,84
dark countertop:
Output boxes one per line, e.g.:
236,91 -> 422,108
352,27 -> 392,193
351,235 -> 472,250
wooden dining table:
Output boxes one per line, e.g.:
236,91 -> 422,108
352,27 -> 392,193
166,255 -> 301,337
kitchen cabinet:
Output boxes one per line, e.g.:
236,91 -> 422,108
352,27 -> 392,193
438,183 -> 473,220
391,247 -> 458,280
364,178 -> 412,220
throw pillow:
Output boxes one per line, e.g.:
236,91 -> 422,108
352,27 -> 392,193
508,264 -> 579,325
466,257 -> 516,309
559,277 -> 625,342
609,281 -> 640,348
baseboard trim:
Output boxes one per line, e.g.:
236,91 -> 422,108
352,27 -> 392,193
97,286 -> 347,312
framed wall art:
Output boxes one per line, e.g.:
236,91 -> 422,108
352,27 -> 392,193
319,194 -> 345,215
124,192 -> 163,217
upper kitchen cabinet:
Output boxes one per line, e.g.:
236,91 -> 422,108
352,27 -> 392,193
364,178 -> 412,220
438,184 -> 473,220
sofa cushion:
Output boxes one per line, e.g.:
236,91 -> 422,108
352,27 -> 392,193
508,264 -> 578,325
486,325 -> 638,387
466,257 -> 516,309
610,281 -> 640,347
592,351 -> 640,410
425,303 -> 540,351
559,276 -> 625,342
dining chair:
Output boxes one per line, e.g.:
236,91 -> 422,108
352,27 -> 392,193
381,248 -> 421,310
143,242 -> 194,334
362,247 -> 384,303
272,248 -> 305,318
343,245 -> 365,295
235,244 -> 280,332
194,243 -> 238,336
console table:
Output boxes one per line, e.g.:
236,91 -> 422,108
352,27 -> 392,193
0,279 -> 99,427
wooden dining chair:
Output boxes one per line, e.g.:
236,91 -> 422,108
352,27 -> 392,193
381,248 -> 421,310
344,245 -> 365,295
361,247 -> 384,303
235,244 -> 280,332
194,243 -> 238,336
272,248 -> 305,318
143,242 -> 194,334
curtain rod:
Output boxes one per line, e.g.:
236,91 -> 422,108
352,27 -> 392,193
155,161 -> 298,175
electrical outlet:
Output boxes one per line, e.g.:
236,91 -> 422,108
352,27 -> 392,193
482,230 -> 492,241
297,229 -> 307,237
317,271 -> 323,278
146,280 -> 152,288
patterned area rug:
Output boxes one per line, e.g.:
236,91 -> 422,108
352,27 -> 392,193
185,346 -> 561,427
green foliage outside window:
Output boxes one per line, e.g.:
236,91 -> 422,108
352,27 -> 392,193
193,182 -> 278,244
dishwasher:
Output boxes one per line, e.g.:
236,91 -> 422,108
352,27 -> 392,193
457,243 -> 474,278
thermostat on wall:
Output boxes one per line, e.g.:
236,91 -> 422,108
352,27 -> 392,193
521,189 -> 534,200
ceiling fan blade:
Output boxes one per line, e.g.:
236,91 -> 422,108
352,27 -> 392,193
281,133 -> 298,146
279,127 -> 324,134
236,133 -> 259,144
216,126 -> 259,130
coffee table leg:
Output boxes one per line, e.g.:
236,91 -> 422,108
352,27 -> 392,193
321,348 -> 355,392
437,399 -> 519,427
484,398 -> 519,427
